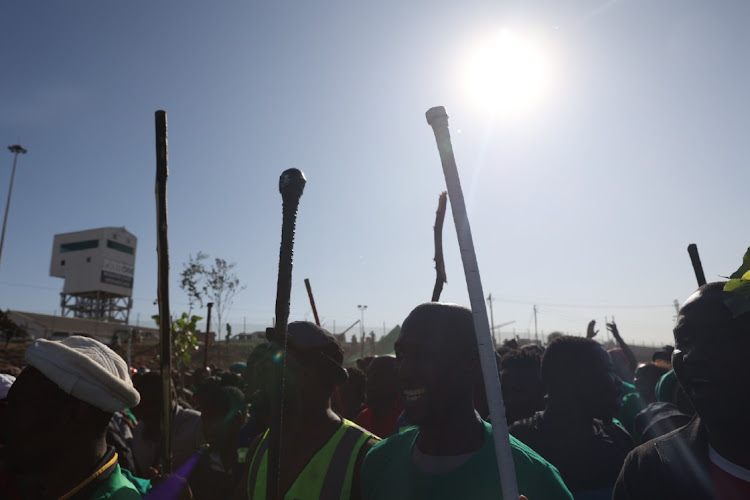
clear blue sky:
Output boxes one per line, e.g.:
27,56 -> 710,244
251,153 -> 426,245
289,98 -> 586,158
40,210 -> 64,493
1,1 -> 748,345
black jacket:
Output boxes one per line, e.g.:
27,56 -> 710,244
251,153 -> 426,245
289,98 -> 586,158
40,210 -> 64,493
613,416 -> 714,499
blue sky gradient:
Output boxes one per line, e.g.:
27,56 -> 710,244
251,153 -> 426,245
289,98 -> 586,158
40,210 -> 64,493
2,1 -> 748,344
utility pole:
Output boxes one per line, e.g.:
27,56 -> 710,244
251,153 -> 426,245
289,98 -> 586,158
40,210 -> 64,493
1,145 -> 27,269
673,299 -> 680,320
533,305 -> 538,343
358,304 -> 367,358
487,293 -> 497,347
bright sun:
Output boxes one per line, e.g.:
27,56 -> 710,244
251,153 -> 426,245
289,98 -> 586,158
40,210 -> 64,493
463,30 -> 550,115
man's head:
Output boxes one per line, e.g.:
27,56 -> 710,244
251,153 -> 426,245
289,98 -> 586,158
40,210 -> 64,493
284,322 -> 347,395
672,282 -> 750,431
6,337 -> 139,471
253,322 -> 347,417
395,303 -> 479,425
633,362 -> 669,404
500,348 -> 544,424
336,365 -> 366,419
132,371 -> 177,436
200,386 -> 247,448
542,336 -> 620,420
191,366 -> 211,389
364,355 -> 399,415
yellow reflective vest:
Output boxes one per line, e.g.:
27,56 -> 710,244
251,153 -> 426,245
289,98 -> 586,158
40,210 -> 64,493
247,418 -> 377,500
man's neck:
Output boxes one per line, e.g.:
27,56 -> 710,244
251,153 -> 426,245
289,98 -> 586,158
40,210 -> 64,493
417,403 -> 484,456
41,438 -> 108,499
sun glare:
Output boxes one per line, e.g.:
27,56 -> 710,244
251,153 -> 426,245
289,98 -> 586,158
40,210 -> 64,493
463,30 -> 550,115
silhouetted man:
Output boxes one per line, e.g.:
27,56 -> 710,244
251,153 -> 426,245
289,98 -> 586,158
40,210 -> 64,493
190,386 -> 247,500
361,303 -> 572,499
614,282 -> 750,499
356,355 -> 402,438
500,349 -> 544,425
131,372 -> 204,477
509,336 -> 632,499
239,322 -> 378,500
5,336 -> 142,499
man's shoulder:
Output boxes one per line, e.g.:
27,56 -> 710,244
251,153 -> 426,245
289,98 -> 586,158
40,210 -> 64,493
507,431 -> 555,471
366,426 -> 417,458
633,415 -> 703,461
486,422 -> 572,499
614,417 -> 709,500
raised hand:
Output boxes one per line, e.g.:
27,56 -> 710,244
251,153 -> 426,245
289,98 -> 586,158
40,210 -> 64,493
606,321 -> 620,339
586,320 -> 599,339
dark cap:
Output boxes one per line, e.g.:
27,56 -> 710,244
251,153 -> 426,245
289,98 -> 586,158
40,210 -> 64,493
267,322 -> 347,384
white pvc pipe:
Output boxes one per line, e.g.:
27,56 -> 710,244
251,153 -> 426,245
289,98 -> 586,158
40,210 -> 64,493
426,106 -> 519,500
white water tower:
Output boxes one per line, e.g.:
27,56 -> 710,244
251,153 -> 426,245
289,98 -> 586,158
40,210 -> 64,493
50,227 -> 136,323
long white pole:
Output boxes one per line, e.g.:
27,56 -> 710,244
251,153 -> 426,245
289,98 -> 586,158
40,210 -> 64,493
426,106 -> 518,500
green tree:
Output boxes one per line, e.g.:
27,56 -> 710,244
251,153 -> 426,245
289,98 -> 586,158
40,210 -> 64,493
152,312 -> 202,372
179,253 -> 245,343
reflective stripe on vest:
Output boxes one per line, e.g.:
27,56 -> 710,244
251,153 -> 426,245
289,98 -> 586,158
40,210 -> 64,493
247,419 -> 376,500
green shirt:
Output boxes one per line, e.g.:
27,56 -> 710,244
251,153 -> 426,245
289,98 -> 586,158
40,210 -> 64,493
361,420 -> 572,500
89,464 -> 142,500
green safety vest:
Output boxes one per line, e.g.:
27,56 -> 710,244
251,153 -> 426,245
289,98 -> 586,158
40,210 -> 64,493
247,418 -> 376,500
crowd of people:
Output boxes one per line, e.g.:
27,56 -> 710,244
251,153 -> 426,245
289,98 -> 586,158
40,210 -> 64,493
0,280 -> 748,499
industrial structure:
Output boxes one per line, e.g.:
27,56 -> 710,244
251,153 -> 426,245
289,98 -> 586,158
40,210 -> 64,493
50,227 -> 136,323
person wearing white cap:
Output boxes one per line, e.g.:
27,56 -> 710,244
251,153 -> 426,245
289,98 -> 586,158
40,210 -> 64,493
5,336 -> 142,499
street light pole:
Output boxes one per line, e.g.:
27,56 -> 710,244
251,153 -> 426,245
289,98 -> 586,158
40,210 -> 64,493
0,145 -> 27,269
357,304 -> 367,358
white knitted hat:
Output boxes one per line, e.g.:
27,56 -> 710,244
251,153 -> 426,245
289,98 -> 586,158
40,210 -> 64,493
25,336 -> 140,413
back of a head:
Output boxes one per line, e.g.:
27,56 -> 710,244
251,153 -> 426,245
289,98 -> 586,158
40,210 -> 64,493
501,348 -> 543,373
336,365 -> 366,419
500,348 -> 545,423
634,362 -> 669,403
202,385 -> 246,419
542,336 -> 617,414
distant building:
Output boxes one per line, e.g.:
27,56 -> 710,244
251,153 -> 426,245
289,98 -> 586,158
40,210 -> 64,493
50,227 -> 136,323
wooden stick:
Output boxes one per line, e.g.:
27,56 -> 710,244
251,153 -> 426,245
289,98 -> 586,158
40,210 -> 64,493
426,106 -> 519,499
154,110 -> 173,474
687,243 -> 707,287
304,278 -> 321,326
268,168 -> 306,500
431,191 -> 448,301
